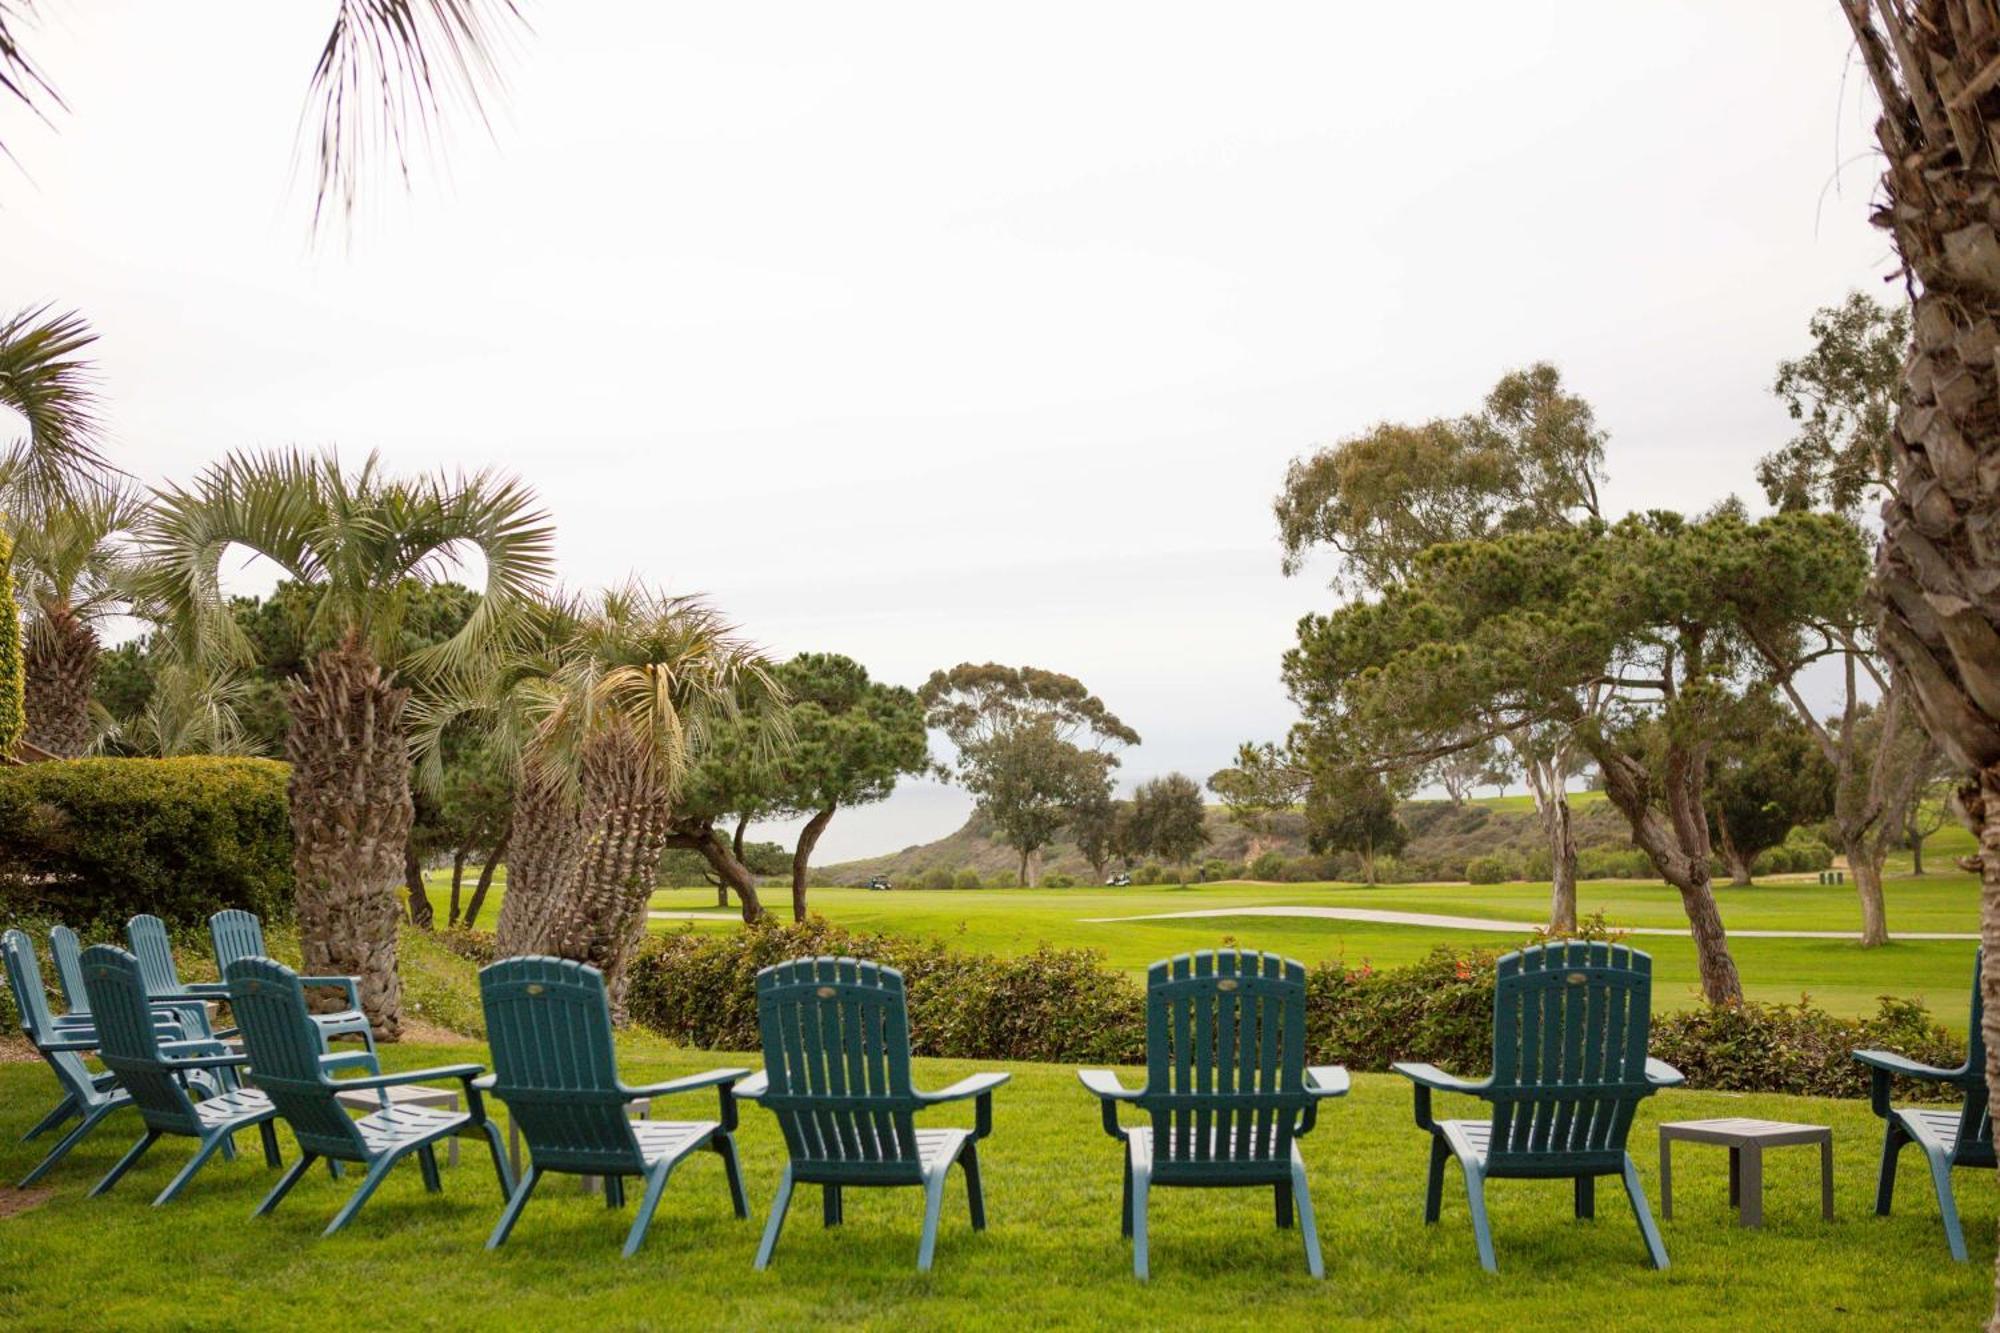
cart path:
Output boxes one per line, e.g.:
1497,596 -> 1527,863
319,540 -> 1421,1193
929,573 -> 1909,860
1077,904 -> 1980,941
649,910 -> 742,921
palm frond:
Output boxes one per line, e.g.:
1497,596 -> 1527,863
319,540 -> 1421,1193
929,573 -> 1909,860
0,2 -> 64,158
8,475 -> 147,625
0,305 -> 110,512
300,0 -> 527,235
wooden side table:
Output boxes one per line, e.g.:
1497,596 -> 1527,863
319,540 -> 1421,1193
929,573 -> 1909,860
334,1083 -> 462,1166
1659,1118 -> 1832,1228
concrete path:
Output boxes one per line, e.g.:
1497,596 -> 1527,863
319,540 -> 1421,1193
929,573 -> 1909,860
649,910 -> 740,922
1078,904 -> 1979,942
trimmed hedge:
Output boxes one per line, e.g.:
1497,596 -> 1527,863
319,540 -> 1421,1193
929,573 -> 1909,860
1652,995 -> 1962,1100
0,756 -> 293,929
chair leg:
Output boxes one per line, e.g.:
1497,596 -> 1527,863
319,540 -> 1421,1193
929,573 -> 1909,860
417,1144 -> 442,1194
258,1120 -> 282,1169
713,1133 -> 748,1219
624,1161 -> 677,1259
823,1183 -> 842,1227
218,1130 -> 238,1164
1459,1156 -> 1497,1273
154,1131 -> 232,1206
478,1120 -> 515,1200
22,1093 -> 80,1142
20,1102 -> 118,1187
256,1153 -> 317,1217
603,1174 -> 626,1209
1876,1118 -> 1907,1216
1130,1155 -> 1152,1281
961,1140 -> 986,1231
487,1165 -> 543,1250
1120,1154 -> 1133,1239
754,1165 -> 795,1270
1292,1153 -> 1324,1280
324,1155 -> 400,1237
1922,1146 -> 1968,1262
90,1129 -> 163,1198
1621,1155 -> 1669,1270
1276,1176 -> 1293,1229
917,1164 -> 951,1272
1424,1134 -> 1448,1224
1574,1175 -> 1595,1220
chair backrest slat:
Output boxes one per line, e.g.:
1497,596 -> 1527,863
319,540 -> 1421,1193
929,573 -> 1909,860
225,956 -> 367,1158
49,925 -> 89,1017
480,956 -> 643,1172
208,910 -> 267,976
3,929 -> 105,1107
756,957 -> 921,1178
126,915 -> 182,993
80,946 -> 202,1133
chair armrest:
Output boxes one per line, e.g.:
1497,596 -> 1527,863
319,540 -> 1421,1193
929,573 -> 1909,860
167,1051 -> 252,1072
182,981 -> 231,997
471,1074 -> 496,1091
161,1038 -> 232,1059
916,1071 -> 1009,1139
320,1050 -> 379,1077
331,1062 -> 486,1093
1645,1057 -> 1685,1088
297,975 -> 363,1008
731,1070 -> 769,1102
1079,1068 -> 1142,1140
1393,1062 -> 1491,1132
1854,1048 -> 1972,1117
622,1067 -> 752,1101
1306,1065 -> 1350,1099
38,1036 -> 100,1052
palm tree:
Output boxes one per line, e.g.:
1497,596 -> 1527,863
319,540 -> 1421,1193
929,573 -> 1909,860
0,2 -> 526,234
462,583 -> 782,1013
1837,3 -> 2000,1315
140,449 -> 554,1038
0,305 -> 109,510
10,479 -> 144,755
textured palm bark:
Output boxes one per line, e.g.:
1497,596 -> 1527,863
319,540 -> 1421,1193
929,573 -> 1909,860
791,804 -> 837,921
23,605 -> 97,757
286,639 -> 412,1041
544,728 -> 674,1020
495,773 -> 584,955
1832,7 -> 2000,1318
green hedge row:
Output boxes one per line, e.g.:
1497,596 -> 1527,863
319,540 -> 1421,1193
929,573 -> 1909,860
0,756 -> 294,929
626,919 -> 1964,1100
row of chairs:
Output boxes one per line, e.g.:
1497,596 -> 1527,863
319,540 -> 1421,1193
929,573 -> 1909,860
6,917 -> 1990,1276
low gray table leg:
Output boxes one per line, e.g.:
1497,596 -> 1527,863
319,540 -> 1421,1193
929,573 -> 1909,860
1820,1137 -> 1834,1220
1660,1135 -> 1673,1220
1739,1145 -> 1764,1228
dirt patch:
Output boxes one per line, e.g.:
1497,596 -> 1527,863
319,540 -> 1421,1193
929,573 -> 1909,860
0,1033 -> 36,1063
0,1187 -> 54,1220
397,1018 -> 477,1046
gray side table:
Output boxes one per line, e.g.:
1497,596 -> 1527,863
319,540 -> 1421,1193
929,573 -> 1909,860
334,1082 -> 462,1166
1659,1117 -> 1832,1228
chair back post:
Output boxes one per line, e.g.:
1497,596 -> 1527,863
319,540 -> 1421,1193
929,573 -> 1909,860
1957,950 -> 1993,1166
479,956 -> 643,1173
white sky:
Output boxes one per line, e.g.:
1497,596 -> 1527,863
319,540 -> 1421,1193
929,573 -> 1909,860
2,1 -> 1893,861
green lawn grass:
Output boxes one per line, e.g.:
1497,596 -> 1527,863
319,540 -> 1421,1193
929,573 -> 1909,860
0,1037 -> 1986,1330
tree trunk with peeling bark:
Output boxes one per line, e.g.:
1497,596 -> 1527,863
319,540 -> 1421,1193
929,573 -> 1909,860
286,638 -> 412,1040
1829,6 -> 2000,1317
1523,752 -> 1581,931
791,804 -> 837,921
23,604 -> 97,758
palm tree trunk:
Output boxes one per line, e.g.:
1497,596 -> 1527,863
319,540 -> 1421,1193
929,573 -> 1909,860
23,603 -> 96,757
1827,10 -> 2000,1313
286,637 -> 412,1040
791,804 -> 837,922
495,772 -> 583,955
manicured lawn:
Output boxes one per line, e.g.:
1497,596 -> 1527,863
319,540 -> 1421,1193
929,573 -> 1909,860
0,1038 -> 1988,1329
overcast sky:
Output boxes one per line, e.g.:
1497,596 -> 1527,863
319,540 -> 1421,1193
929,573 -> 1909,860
3,2 -> 1892,861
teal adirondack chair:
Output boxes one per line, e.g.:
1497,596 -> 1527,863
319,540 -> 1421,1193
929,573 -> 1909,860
77,945 -> 283,1205
734,956 -> 1010,1272
50,925 -> 95,1027
126,914 -> 222,1039
478,956 -> 750,1256
1393,941 -> 1683,1273
1079,950 -> 1348,1279
225,955 -> 514,1235
1854,949 -> 1992,1261
4,928 -> 133,1184
208,910 -> 376,1057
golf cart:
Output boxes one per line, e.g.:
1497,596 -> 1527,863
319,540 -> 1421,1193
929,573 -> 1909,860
867,875 -> 892,891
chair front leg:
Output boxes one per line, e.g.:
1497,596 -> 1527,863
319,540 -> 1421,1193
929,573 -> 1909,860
961,1140 -> 986,1230
754,1164 -> 796,1270
712,1132 -> 748,1219
1424,1134 -> 1448,1224
22,1092 -> 80,1142
1876,1116 -> 1908,1216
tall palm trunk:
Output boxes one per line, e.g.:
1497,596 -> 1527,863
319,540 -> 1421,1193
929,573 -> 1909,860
1834,6 -> 2000,1318
495,773 -> 584,955
23,601 -> 96,757
286,637 -> 412,1040
544,726 -> 674,1020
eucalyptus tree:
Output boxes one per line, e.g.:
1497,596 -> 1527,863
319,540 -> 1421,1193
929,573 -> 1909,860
1127,772 -> 1211,869
10,479 -> 144,755
140,450 -> 554,1038
1274,363 -> 1607,923
1834,7 -> 2000,1314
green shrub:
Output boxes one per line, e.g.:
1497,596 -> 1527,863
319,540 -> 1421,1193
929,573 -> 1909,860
1305,947 -> 1499,1073
1132,863 -> 1161,886
1201,859 -> 1235,883
920,866 -> 955,891
1523,846 -> 1553,880
0,757 -> 293,929
1578,846 -> 1653,879
628,919 -> 1145,1064
1040,872 -> 1075,888
1753,835 -> 1836,875
1651,995 -> 1961,1100
1248,850 -> 1286,881
988,869 -> 1021,889
1465,853 -> 1519,884
952,868 -> 984,890
1158,865 -> 1187,886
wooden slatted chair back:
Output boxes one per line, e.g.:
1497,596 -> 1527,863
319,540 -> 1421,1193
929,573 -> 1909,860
50,925 -> 89,1016
1139,950 -> 1311,1181
480,956 -> 644,1173
208,910 -> 266,975
224,956 -> 367,1158
79,945 -> 203,1134
1952,951 -> 1993,1167
754,957 -> 923,1183
1484,941 -> 1652,1175
3,929 -> 102,1105
126,914 -> 184,994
